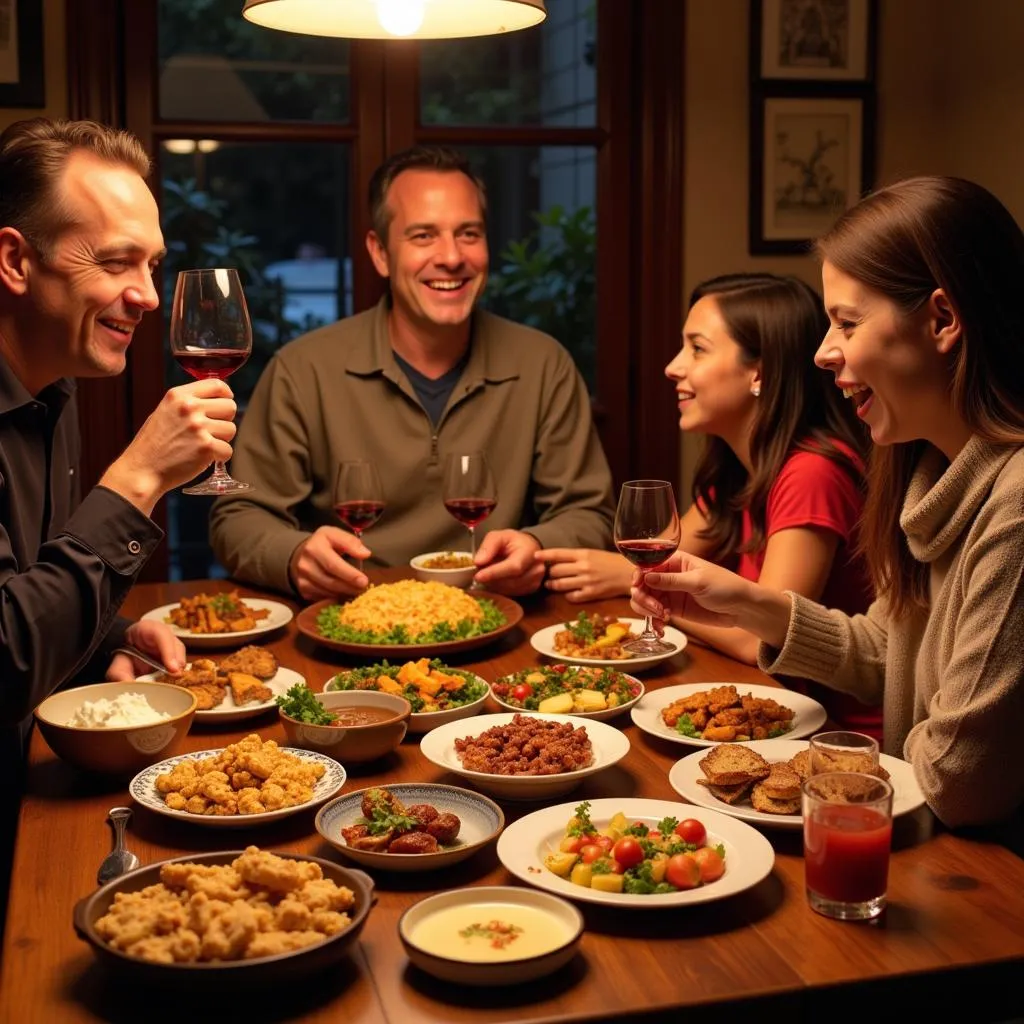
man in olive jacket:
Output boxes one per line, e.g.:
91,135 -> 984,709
210,146 -> 614,598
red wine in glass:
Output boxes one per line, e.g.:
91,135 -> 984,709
443,497 -> 497,529
616,538 -> 677,570
169,268 -> 253,496
334,461 -> 384,572
335,499 -> 385,533
443,453 -> 497,559
173,348 -> 249,381
613,480 -> 681,656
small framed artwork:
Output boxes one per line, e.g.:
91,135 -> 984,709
0,0 -> 45,108
750,93 -> 873,255
753,0 -> 876,82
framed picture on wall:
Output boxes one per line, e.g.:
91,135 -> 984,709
0,0 -> 45,108
753,0 -> 876,82
750,93 -> 874,255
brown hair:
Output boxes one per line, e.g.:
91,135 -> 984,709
689,273 -> 869,562
816,175 -> 1024,618
368,145 -> 487,243
0,117 -> 150,259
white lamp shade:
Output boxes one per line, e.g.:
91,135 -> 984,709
242,0 -> 547,39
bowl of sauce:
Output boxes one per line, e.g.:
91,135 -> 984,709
399,885 -> 583,985
279,690 -> 411,762
410,551 -> 477,589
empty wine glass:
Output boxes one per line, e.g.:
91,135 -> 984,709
334,461 -> 385,572
169,268 -> 252,495
442,452 -> 497,558
614,480 -> 681,655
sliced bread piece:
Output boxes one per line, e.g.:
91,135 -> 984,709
698,743 -> 771,786
694,777 -> 754,805
760,761 -> 802,800
750,781 -> 800,815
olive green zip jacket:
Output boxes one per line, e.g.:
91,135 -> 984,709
210,299 -> 614,593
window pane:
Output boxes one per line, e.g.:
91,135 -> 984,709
159,141 -> 351,579
420,0 -> 596,126
158,0 -> 350,123
465,145 -> 597,390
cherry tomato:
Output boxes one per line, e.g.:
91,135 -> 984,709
511,683 -> 533,702
674,818 -> 707,847
580,844 -> 605,864
559,835 -> 586,854
646,830 -> 662,844
691,846 -> 725,884
612,836 -> 644,869
592,834 -> 615,852
665,853 -> 701,890
603,857 -> 626,875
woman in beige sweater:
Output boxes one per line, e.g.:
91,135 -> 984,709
631,176 -> 1024,828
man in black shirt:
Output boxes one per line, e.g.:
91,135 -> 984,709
0,117 -> 239,932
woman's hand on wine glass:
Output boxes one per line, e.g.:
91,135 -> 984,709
630,551 -> 755,629
288,527 -> 372,601
100,379 -> 238,514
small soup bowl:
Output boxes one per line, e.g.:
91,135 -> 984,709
409,551 -> 478,589
279,690 -> 411,763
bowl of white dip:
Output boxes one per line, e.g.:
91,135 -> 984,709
35,681 -> 197,774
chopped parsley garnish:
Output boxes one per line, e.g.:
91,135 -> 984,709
275,683 -> 335,725
674,715 -> 699,738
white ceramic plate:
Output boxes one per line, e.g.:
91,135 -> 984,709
324,672 -> 490,734
529,618 -> 688,673
129,746 -> 345,828
140,600 -> 294,649
315,783 -> 505,872
419,712 -> 630,801
630,682 -> 827,748
497,798 -> 775,908
490,670 -> 645,722
137,665 -> 304,723
668,739 -> 927,830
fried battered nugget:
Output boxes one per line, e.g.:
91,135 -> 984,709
219,645 -> 279,680
227,672 -> 273,706
235,846 -> 322,892
199,899 -> 259,960
295,877 -> 356,914
244,930 -> 326,959
183,684 -> 226,711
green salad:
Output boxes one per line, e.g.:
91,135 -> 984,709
325,659 -> 487,714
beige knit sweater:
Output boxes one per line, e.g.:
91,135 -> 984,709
759,436 -> 1024,827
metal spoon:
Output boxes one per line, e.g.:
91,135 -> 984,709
112,646 -> 175,676
97,807 -> 140,885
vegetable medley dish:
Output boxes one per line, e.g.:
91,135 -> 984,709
543,801 -> 726,895
552,612 -> 639,660
492,665 -> 641,714
326,659 -> 487,714
316,580 -> 506,645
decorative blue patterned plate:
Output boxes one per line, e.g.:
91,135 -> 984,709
315,783 -> 505,872
129,746 -> 346,829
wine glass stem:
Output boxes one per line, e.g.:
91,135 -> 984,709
469,525 -> 476,558
208,461 -> 233,485
353,529 -> 364,573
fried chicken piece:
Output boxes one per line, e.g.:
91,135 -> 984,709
388,832 -> 439,854
236,788 -> 268,815
124,930 -> 201,964
425,812 -> 460,845
227,672 -> 273,706
199,899 -> 258,960
183,684 -> 226,711
340,824 -> 393,851
233,846 -> 323,892
274,898 -> 312,931
219,645 -> 279,680
294,878 -> 356,913
244,930 -> 326,959
360,786 -> 406,819
155,760 -> 199,794
162,863 -> 251,903
311,910 -> 351,936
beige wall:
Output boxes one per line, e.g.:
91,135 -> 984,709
0,0 -> 67,131
679,0 -> 1024,496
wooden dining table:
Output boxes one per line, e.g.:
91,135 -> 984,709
3,573 -> 1023,1023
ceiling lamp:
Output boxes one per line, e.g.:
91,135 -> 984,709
241,0 -> 547,39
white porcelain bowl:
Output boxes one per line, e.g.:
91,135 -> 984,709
399,885 -> 583,985
34,681 -> 197,775
409,551 -> 477,589
279,690 -> 410,762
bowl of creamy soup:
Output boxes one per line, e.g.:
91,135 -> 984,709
399,885 -> 584,985
34,681 -> 197,775
279,690 -> 411,762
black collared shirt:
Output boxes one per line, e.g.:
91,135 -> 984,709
0,355 -> 162,736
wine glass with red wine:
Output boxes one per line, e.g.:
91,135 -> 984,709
169,268 -> 252,495
442,452 -> 497,558
334,460 -> 385,572
614,480 -> 681,655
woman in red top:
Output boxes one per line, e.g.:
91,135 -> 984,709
538,273 -> 880,738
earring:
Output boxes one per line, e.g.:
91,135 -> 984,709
751,384 -> 761,397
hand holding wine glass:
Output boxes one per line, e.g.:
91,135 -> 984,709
443,452 -> 497,559
334,460 -> 385,573
169,268 -> 252,495
614,480 -> 681,655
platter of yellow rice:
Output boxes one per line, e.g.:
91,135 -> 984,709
295,579 -> 524,656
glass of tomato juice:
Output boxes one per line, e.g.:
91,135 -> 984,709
802,772 -> 894,921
